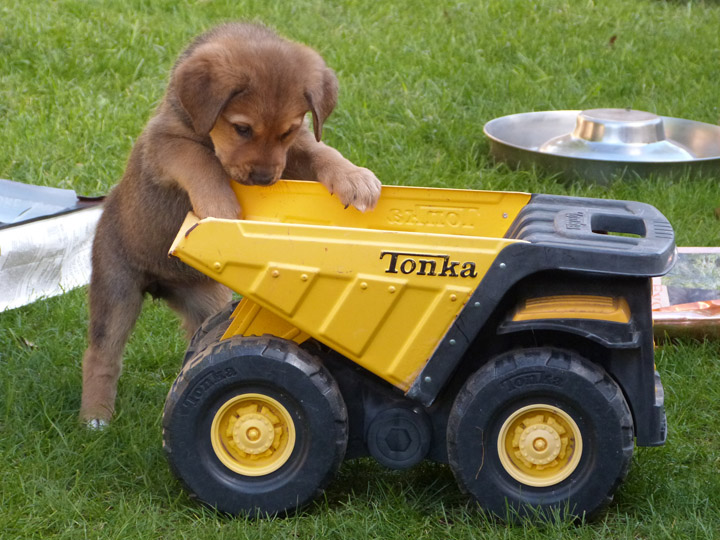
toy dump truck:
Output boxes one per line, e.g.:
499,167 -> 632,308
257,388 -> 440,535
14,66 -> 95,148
163,180 -> 674,519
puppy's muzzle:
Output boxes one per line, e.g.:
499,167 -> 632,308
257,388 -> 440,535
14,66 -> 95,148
248,168 -> 277,186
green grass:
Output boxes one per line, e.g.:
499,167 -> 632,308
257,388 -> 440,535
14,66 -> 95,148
1,0 -> 719,538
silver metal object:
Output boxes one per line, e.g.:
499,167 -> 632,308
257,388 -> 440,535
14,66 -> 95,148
484,109 -> 720,182
0,179 -> 103,312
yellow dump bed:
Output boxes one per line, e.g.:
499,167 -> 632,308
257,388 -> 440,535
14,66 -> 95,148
170,180 -> 530,391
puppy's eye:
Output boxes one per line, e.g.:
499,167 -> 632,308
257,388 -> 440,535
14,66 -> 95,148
233,124 -> 253,138
280,126 -> 298,141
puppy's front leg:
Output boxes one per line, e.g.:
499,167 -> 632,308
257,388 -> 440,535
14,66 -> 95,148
157,136 -> 241,219
286,127 -> 381,212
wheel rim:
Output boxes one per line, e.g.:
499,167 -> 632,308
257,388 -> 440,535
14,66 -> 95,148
497,403 -> 583,487
211,393 -> 296,477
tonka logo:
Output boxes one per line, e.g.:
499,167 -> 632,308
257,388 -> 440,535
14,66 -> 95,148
380,250 -> 478,278
500,371 -> 563,392
180,368 -> 237,413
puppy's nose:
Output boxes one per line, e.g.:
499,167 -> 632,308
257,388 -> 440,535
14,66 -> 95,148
248,169 -> 276,186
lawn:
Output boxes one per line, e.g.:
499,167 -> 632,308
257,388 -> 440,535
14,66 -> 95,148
1,0 -> 719,538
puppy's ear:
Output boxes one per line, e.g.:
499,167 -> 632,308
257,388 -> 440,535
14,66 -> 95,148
173,47 -> 247,136
305,67 -> 338,142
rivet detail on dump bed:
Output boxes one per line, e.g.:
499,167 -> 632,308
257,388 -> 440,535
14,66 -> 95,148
249,264 -> 320,317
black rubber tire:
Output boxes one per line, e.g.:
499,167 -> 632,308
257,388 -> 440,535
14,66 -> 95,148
182,300 -> 240,365
163,335 -> 348,516
447,347 -> 634,521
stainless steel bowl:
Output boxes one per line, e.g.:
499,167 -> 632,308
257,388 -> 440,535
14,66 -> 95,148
484,109 -> 720,182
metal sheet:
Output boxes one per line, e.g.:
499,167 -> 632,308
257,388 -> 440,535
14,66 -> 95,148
0,179 -> 103,310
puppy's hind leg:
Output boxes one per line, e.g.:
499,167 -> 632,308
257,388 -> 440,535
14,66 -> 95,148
80,260 -> 145,427
162,280 -> 233,339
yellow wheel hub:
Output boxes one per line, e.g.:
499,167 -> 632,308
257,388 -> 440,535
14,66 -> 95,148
211,393 -> 296,477
497,404 -> 582,487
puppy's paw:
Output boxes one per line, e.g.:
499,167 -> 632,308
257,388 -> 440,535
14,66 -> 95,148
193,197 -> 242,220
324,166 -> 382,212
79,407 -> 112,430
85,418 -> 110,431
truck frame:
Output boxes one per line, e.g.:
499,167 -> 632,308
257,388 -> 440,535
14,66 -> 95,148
162,180 -> 674,520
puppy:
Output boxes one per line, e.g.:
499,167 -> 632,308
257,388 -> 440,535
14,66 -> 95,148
80,22 -> 381,426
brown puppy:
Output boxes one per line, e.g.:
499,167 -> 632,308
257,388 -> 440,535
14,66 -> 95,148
80,23 -> 381,426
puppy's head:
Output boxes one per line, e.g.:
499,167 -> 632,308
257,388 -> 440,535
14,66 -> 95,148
171,23 -> 338,186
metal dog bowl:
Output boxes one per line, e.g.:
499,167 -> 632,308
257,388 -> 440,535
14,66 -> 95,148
484,109 -> 720,182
